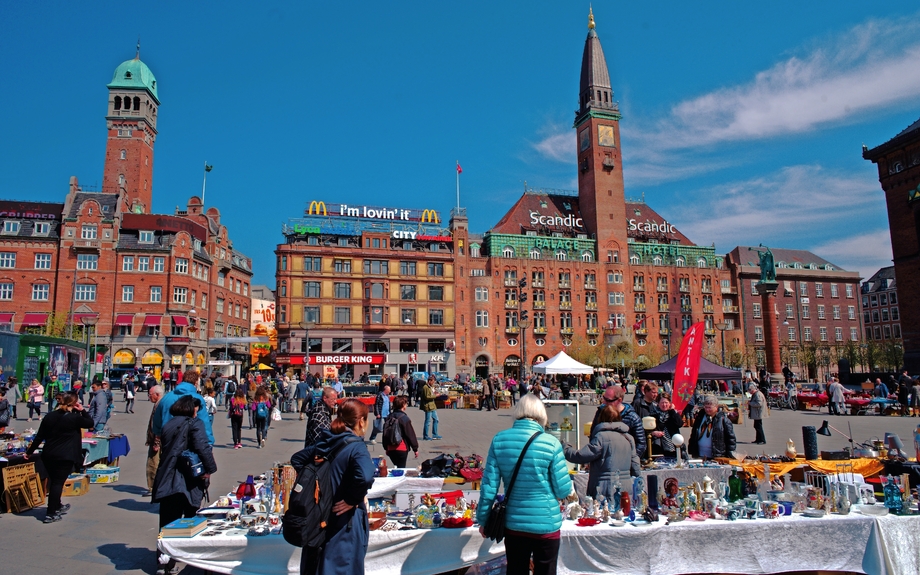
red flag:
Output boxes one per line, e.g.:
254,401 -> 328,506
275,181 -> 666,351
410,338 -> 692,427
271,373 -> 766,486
456,163 -> 463,174
671,322 -> 706,414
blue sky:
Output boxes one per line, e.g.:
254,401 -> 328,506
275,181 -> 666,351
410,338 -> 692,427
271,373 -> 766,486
3,2 -> 920,286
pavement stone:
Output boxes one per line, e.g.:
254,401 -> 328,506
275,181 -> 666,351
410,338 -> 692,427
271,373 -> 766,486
2,393 -> 918,574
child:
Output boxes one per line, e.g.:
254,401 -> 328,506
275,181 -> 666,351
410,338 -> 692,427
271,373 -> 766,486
204,388 -> 217,423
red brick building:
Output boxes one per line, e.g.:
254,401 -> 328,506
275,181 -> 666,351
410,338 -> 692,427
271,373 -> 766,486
864,119 -> 920,373
861,266 -> 901,342
0,52 -> 252,379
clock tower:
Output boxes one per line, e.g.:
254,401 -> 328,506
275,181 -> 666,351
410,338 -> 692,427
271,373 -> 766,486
575,9 -> 628,255
102,48 -> 159,213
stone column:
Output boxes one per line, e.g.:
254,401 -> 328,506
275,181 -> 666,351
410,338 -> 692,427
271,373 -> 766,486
759,281 -> 781,375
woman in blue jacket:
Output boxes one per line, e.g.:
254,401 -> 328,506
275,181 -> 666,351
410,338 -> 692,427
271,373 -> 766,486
477,394 -> 573,575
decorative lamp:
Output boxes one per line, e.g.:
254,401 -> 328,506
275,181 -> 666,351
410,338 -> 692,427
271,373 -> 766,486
642,416 -> 657,463
672,434 -> 685,467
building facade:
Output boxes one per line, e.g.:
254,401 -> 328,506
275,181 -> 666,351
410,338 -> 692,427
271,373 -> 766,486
861,266 -> 901,342
726,247 -> 862,379
274,203 -> 456,379
864,119 -> 920,373
0,52 -> 253,379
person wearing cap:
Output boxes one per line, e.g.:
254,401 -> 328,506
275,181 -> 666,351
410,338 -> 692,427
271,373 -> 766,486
591,385 -> 646,458
152,369 -> 214,445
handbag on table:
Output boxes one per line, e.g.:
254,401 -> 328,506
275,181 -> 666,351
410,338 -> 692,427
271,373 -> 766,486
483,431 -> 541,543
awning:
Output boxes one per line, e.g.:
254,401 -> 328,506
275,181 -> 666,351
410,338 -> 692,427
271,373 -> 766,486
171,315 -> 189,326
0,313 -> 13,323
115,314 -> 134,326
143,315 -> 163,326
22,313 -> 48,326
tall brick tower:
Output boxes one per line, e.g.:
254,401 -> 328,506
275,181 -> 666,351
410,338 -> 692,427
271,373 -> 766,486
575,9 -> 628,257
103,46 -> 159,213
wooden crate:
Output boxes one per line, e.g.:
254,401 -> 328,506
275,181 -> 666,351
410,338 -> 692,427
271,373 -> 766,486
2,462 -> 44,512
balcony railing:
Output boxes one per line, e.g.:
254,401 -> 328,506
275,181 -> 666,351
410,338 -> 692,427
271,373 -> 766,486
681,305 -> 692,312
534,326 -> 547,334
633,284 -> 645,292
561,327 -> 574,335
658,304 -> 670,312
679,285 -> 690,293
533,301 -> 546,309
657,284 -> 669,292
723,306 -> 739,313
659,328 -> 670,335
703,305 -> 714,313
584,282 -> 597,290
504,300 -> 518,309
559,301 -> 572,310
721,286 -> 738,294
635,303 -> 646,311
559,281 -> 571,288
702,285 -> 713,294
586,301 -> 598,310
635,328 -> 648,335
503,278 -> 518,287
586,327 -> 599,335
532,280 -> 545,288
704,328 -> 716,335
505,326 -> 520,334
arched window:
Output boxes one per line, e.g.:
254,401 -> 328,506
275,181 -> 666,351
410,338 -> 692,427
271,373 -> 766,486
475,310 -> 489,327
114,96 -> 122,110
120,150 -> 127,160
555,250 -> 567,261
530,248 -> 541,259
470,244 -> 480,258
675,256 -> 685,267
502,246 -> 515,258
698,257 -> 707,268
653,255 -> 662,265
581,251 -> 592,262
118,174 -> 126,186
630,255 -> 640,265
133,96 -> 140,111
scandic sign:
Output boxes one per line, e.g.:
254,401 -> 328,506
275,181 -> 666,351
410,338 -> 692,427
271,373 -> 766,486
309,354 -> 386,365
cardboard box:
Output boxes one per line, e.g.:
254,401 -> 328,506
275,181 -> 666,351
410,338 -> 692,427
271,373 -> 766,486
63,474 -> 90,497
86,466 -> 120,483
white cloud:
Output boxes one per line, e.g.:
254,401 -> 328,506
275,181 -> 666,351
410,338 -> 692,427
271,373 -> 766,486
638,16 -> 920,150
812,230 -> 892,279
532,130 -> 573,163
672,164 -> 884,250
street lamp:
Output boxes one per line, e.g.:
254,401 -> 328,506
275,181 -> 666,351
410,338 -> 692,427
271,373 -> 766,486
80,314 -> 99,382
715,320 -> 728,366
299,320 -> 315,373
518,319 -> 531,381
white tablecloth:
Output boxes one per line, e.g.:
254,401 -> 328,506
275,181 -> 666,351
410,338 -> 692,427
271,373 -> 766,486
159,510 -> 920,575
367,476 -> 445,499
573,465 -> 733,501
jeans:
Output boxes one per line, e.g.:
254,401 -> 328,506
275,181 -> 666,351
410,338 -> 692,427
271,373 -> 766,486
216,393 -> 224,406
230,415 -> 243,445
479,395 -> 495,411
505,532 -> 560,575
125,398 -> 134,412
255,416 -> 269,445
368,417 -> 383,441
28,402 -> 41,418
423,410 -> 439,438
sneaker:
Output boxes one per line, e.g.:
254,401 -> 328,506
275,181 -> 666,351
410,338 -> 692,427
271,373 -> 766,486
59,504 -> 71,514
367,440 -> 377,445
260,439 -> 265,447
43,514 -> 62,524
142,490 -> 153,497
433,435 -> 443,440
422,437 -> 432,441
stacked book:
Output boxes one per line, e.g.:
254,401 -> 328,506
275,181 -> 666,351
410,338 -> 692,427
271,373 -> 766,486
161,516 -> 208,538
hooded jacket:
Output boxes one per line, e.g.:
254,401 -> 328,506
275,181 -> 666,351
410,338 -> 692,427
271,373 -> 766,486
564,421 -> 640,500
152,415 -> 217,507
151,382 -> 215,444
591,403 -> 646,458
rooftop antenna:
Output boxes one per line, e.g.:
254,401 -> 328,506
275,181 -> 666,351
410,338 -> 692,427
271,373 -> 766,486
136,37 -> 141,59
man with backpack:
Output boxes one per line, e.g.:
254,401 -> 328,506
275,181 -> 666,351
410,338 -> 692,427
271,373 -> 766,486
304,387 -> 338,447
224,376 -> 237,409
367,384 -> 391,444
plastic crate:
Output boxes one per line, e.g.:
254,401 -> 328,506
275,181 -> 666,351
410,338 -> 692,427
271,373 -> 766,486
86,466 -> 120,483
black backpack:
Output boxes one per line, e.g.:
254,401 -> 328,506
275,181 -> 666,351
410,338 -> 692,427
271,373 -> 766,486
226,380 -> 237,395
282,435 -> 361,548
382,412 -> 403,448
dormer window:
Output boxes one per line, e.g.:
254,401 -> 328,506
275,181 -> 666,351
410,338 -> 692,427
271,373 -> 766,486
33,222 -> 50,236
125,71 -> 132,79
3,221 -> 20,234
139,230 -> 154,244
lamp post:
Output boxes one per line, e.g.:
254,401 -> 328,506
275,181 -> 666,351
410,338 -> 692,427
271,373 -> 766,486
518,319 -> 531,381
80,314 -> 99,382
299,320 -> 315,375
715,320 -> 728,366
187,309 -> 198,374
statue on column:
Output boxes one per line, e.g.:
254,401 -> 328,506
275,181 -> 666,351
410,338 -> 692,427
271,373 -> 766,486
749,244 -> 776,284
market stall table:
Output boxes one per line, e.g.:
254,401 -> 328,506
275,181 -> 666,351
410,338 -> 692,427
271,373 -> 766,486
573,464 -> 733,500
81,434 -> 131,467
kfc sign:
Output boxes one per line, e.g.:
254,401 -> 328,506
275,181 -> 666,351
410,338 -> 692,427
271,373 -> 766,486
309,354 -> 386,365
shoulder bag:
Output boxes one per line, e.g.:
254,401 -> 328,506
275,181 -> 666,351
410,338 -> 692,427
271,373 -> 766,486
483,431 -> 541,543
178,419 -> 206,478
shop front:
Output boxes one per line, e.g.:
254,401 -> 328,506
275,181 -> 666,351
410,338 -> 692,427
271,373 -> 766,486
385,351 -> 455,380
503,355 -> 521,380
308,353 -> 386,382
15,335 -> 84,386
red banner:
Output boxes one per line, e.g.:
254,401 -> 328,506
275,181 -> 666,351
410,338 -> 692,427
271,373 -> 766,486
672,322 -> 706,414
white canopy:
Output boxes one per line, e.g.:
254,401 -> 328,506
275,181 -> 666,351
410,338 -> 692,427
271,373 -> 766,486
531,351 -> 595,375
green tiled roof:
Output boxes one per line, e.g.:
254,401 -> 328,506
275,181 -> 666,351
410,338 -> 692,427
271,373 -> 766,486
108,58 -> 158,102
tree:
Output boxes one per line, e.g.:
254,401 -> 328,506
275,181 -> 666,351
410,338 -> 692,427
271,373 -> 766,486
42,312 -> 85,340
566,334 -> 598,367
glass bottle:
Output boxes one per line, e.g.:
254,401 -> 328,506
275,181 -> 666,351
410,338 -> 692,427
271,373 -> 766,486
883,476 -> 903,512
728,467 -> 743,502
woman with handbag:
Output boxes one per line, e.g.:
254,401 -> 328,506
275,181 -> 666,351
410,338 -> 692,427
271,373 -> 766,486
477,394 -> 573,575
27,378 -> 44,421
152,395 -> 217,575
124,375 -> 136,414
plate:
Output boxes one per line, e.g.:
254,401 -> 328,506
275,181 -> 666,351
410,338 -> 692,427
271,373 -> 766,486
609,520 -> 625,527
386,511 -> 413,521
803,509 -> 825,518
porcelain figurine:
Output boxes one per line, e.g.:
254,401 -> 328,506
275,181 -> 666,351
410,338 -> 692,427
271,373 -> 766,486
565,501 -> 583,520
702,475 -> 716,496
632,477 -> 645,511
584,496 -> 595,518
785,438 -> 797,459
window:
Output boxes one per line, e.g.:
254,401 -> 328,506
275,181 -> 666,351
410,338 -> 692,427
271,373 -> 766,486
217,271 -> 225,287
216,298 -> 225,313
785,304 -> 794,319
890,292 -> 898,305
608,271 -> 623,284
815,283 -> 824,297
846,284 -> 853,298
366,282 -> 384,298
75,253 -> 97,270
122,256 -> 134,271
429,309 -> 444,325
400,261 -> 416,276
150,286 -> 161,302
139,230 -> 153,243
118,285 -> 133,302
280,255 -> 287,270
334,259 -> 352,273
0,253 -> 15,269
803,327 -> 812,341
175,258 -> 188,274
530,248 -> 541,259
399,284 -> 416,300
800,283 -> 808,296
850,327 -> 858,341
279,284 -> 287,297
235,304 -> 241,318
304,282 -> 321,297
214,322 -> 224,338
400,308 -> 417,325
75,284 -> 96,301
883,325 -> 891,339
894,324 -> 902,338
137,256 -> 149,271
870,294 -> 878,307
337,238 -> 349,247
892,307 -> 900,321
334,307 -> 351,323
34,253 -> 51,269
304,306 -> 320,323
118,324 -> 133,336
190,291 -> 196,307
363,260 -> 388,275
33,222 -> 50,235
835,327 -> 843,341
475,310 -> 489,327
2,221 -> 19,234
833,305 -> 841,320
243,283 -> 248,296
334,282 -> 351,298
882,308 -> 890,322
502,246 -> 514,258
428,263 -> 444,276
848,305 -> 856,320
81,225 -> 97,239
880,293 -> 888,306
153,257 -> 165,272
0,282 -> 12,301
801,304 -> 809,319
423,286 -> 443,302
475,287 -> 488,301
31,284 -> 49,301
608,292 -> 625,305
173,287 -> 188,304
830,284 -> 838,298
751,282 -> 759,296
201,294 -> 207,309
555,250 -> 567,261
817,305 -> 825,320
304,257 -> 322,271
788,327 -> 796,341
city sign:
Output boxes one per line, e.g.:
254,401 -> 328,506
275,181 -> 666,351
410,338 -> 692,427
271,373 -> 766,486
0,200 -> 63,220
307,200 -> 441,224
529,211 -> 584,229
392,231 -> 452,241
309,353 -> 386,365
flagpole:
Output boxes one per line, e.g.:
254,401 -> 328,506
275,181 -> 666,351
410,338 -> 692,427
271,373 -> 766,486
201,160 -> 208,206
456,161 -> 460,209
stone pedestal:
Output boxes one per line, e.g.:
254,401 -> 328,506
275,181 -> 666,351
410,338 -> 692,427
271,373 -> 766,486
758,281 -> 781,375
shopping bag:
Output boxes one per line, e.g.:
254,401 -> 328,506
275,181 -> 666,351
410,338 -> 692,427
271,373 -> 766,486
271,408 -> 282,421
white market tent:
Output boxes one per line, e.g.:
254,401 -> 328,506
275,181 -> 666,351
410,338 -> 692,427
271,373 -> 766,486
531,351 -> 595,375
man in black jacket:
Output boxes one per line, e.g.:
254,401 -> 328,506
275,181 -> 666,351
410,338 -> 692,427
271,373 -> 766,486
632,381 -> 660,419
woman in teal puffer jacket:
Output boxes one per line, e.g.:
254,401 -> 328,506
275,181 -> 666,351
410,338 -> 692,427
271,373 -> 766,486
477,394 -> 573,575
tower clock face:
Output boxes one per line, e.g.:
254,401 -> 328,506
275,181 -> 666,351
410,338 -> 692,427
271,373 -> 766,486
598,125 -> 616,147
579,127 -> 590,152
